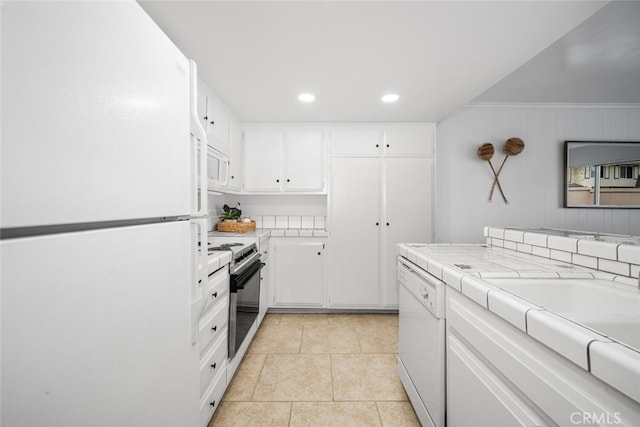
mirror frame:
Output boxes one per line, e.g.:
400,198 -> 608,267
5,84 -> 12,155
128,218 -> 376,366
564,140 -> 640,209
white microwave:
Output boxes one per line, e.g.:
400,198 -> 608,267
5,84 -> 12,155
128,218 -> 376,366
206,145 -> 229,190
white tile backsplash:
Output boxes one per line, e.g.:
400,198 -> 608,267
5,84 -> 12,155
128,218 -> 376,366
314,216 -> 326,229
275,215 -> 288,229
262,216 -> 275,228
503,229 -> 524,243
547,236 -> 578,253
523,232 -> 548,247
572,253 -> 598,269
288,216 -> 302,229
485,227 -> 638,280
598,258 -> 630,276
577,240 -> 618,260
301,215 -> 314,229
618,245 -> 640,264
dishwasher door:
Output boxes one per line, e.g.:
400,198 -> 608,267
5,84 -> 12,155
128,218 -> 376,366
398,259 -> 446,427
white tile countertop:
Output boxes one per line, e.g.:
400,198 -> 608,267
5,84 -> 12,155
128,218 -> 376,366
206,250 -> 232,274
398,242 -> 640,404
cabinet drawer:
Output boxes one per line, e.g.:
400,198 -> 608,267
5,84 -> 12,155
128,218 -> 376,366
199,333 -> 228,396
200,368 -> 227,427
198,296 -> 228,356
202,266 -> 229,315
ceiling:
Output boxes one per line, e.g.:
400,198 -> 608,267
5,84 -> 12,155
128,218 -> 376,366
475,1 -> 640,104
139,1 -> 614,123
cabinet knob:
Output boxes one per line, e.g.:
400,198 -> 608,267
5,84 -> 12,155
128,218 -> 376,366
286,179 -> 290,182
276,179 -> 280,183
375,144 -> 379,148
212,325 -> 217,332
386,144 -> 390,148
376,222 -> 379,226
231,175 -> 235,179
210,121 -> 215,125
210,400 -> 216,408
212,292 -> 218,298
211,362 -> 217,370
317,252 -> 321,255
203,116 -> 208,120
386,222 -> 390,226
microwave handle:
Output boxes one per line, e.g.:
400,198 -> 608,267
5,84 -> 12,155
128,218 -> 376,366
189,59 -> 208,217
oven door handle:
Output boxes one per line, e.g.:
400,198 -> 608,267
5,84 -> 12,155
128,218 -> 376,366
231,261 -> 264,291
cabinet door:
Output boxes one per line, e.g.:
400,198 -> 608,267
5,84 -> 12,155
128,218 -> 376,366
197,78 -> 213,137
258,257 -> 270,323
273,239 -> 325,307
382,158 -> 433,307
226,118 -> 243,192
328,158 -> 381,307
283,129 -> 325,192
243,128 -> 282,191
207,95 -> 230,153
328,128 -> 383,156
383,126 -> 435,157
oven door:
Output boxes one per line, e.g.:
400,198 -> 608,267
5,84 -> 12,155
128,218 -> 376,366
228,260 -> 263,359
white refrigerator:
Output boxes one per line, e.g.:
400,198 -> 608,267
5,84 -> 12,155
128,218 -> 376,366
1,2 -> 208,426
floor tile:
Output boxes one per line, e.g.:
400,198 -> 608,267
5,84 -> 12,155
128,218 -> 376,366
209,401 -> 291,427
223,353 -> 266,401
332,354 -> 407,401
355,322 -> 398,353
253,354 -> 333,401
377,401 -> 421,426
261,313 -> 283,326
290,402 -> 382,427
279,313 -> 330,327
247,323 -> 302,354
300,323 -> 361,353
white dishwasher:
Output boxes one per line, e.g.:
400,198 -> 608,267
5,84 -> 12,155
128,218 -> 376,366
397,256 -> 446,427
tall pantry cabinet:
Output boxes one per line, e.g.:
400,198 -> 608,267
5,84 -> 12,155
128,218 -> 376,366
328,126 -> 434,309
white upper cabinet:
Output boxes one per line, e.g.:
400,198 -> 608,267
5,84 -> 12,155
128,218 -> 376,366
329,125 -> 435,157
384,126 -> 435,157
197,78 -> 230,155
328,128 -> 384,156
282,129 -> 325,192
207,95 -> 230,152
243,126 -> 326,193
226,117 -> 243,192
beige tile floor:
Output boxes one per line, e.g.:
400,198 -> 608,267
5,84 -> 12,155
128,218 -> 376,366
209,313 -> 420,427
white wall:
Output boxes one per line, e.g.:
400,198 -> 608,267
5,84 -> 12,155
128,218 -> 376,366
435,104 -> 640,243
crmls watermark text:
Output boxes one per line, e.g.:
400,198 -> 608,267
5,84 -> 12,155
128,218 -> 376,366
570,412 -> 622,425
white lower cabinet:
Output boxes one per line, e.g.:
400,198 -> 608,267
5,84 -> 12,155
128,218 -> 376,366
446,290 -> 640,427
198,264 -> 229,426
271,237 -> 326,307
328,156 -> 433,309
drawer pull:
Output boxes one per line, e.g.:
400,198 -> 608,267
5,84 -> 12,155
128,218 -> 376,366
210,400 -> 216,407
211,325 -> 217,332
211,362 -> 217,370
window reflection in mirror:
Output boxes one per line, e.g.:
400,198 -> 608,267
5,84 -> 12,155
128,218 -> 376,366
565,141 -> 640,208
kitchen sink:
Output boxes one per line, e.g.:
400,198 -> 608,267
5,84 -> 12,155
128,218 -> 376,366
484,278 -> 640,350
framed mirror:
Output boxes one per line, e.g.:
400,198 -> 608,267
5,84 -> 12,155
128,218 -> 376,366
564,141 -> 640,208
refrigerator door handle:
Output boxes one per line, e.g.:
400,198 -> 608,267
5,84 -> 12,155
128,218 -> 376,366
189,59 -> 208,217
190,218 -> 207,344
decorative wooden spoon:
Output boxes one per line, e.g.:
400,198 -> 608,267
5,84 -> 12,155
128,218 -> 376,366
477,143 -> 508,203
490,137 -> 524,202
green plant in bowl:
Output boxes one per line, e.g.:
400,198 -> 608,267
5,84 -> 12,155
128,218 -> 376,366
220,210 -> 239,221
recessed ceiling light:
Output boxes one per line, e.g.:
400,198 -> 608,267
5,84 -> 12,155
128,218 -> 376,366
298,93 -> 315,103
382,93 -> 399,103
